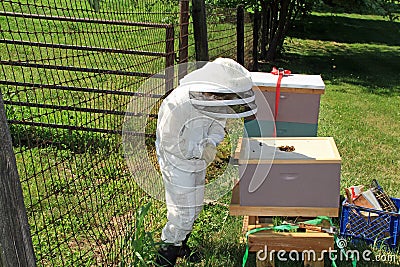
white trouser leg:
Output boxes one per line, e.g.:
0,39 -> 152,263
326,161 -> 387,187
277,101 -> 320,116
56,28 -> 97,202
161,165 -> 205,245
194,170 -> 205,221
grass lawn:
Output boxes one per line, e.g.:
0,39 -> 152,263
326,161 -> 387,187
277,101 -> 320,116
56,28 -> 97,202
282,12 -> 400,196
0,1 -> 246,266
185,12 -> 400,267
2,2 -> 400,265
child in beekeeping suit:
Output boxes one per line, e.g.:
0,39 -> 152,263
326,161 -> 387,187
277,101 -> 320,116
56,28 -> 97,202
155,58 -> 257,266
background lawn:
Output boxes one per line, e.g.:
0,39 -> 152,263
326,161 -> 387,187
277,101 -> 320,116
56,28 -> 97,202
282,12 -> 400,196
2,3 -> 400,265
188,12 -> 400,267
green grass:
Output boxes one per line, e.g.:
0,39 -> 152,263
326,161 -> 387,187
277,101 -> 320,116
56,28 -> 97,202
117,11 -> 400,267
277,12 -> 400,196
3,2 -> 400,265
0,1 -> 246,266
158,11 -> 400,267
251,12 -> 400,266
0,2 -> 173,265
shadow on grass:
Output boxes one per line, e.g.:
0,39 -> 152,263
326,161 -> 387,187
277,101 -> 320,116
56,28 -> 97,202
260,13 -> 400,96
289,14 -> 400,46
260,51 -> 400,96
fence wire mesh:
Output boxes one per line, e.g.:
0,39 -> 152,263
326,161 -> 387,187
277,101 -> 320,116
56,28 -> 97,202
206,5 -> 253,64
0,0 -> 253,265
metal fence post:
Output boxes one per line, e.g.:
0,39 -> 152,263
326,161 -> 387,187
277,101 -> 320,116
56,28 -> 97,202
192,0 -> 209,62
0,92 -> 36,267
179,0 -> 189,80
237,4 -> 245,66
165,24 -> 175,92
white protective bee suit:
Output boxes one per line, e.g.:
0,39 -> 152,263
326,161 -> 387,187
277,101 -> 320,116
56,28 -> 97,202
155,58 -> 257,245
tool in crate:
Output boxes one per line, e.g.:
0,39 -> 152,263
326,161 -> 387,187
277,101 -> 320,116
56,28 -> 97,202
370,179 -> 398,212
340,179 -> 400,248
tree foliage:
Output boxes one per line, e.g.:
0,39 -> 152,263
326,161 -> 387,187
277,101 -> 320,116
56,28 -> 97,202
87,0 -> 398,61
258,0 -> 316,61
207,0 -> 399,61
205,0 -> 256,8
205,0 -> 317,61
321,0 -> 400,21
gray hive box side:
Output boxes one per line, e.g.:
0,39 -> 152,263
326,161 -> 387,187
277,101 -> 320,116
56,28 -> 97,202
247,72 -> 326,138
238,137 -> 341,210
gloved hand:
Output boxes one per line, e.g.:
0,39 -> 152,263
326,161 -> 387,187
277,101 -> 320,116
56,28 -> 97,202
201,142 -> 217,165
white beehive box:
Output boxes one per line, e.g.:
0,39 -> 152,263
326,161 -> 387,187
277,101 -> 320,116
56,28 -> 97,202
247,72 -> 325,137
238,137 -> 341,208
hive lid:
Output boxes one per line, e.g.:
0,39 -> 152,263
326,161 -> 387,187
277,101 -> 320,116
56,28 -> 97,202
239,137 -> 341,164
251,72 -> 325,94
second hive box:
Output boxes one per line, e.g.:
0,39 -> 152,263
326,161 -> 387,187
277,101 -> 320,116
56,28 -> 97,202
239,137 -> 341,209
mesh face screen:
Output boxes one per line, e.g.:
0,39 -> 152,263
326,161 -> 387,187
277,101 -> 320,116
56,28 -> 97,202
189,89 -> 254,101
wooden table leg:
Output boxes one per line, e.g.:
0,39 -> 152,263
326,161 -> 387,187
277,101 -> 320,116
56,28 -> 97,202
248,216 -> 258,225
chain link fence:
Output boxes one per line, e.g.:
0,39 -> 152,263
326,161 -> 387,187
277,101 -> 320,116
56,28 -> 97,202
0,0 -> 253,265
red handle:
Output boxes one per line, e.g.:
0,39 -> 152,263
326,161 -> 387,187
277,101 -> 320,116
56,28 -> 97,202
271,67 -> 291,137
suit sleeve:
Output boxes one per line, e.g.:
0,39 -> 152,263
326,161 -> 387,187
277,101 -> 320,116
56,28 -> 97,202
207,118 -> 226,146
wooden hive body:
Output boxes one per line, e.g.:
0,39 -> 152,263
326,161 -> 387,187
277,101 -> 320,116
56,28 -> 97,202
238,137 -> 341,209
246,72 -> 325,137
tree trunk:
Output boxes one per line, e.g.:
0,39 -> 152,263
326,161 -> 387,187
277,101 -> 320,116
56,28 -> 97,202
270,0 -> 279,43
260,0 -> 268,58
265,0 -> 291,61
252,8 -> 261,71
277,0 -> 297,56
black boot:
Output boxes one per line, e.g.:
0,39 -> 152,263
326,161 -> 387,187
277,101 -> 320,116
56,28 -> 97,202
155,244 -> 180,267
177,234 -> 202,263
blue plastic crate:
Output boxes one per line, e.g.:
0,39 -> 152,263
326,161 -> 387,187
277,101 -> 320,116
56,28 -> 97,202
339,198 -> 400,248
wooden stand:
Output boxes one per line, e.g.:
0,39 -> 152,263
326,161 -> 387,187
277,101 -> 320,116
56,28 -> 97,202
231,184 -> 335,267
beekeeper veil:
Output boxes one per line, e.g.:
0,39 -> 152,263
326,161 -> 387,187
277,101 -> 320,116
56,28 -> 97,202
181,58 -> 257,118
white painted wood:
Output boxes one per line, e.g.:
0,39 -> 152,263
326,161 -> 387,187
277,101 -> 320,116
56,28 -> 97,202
251,72 -> 325,90
239,137 -> 341,164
